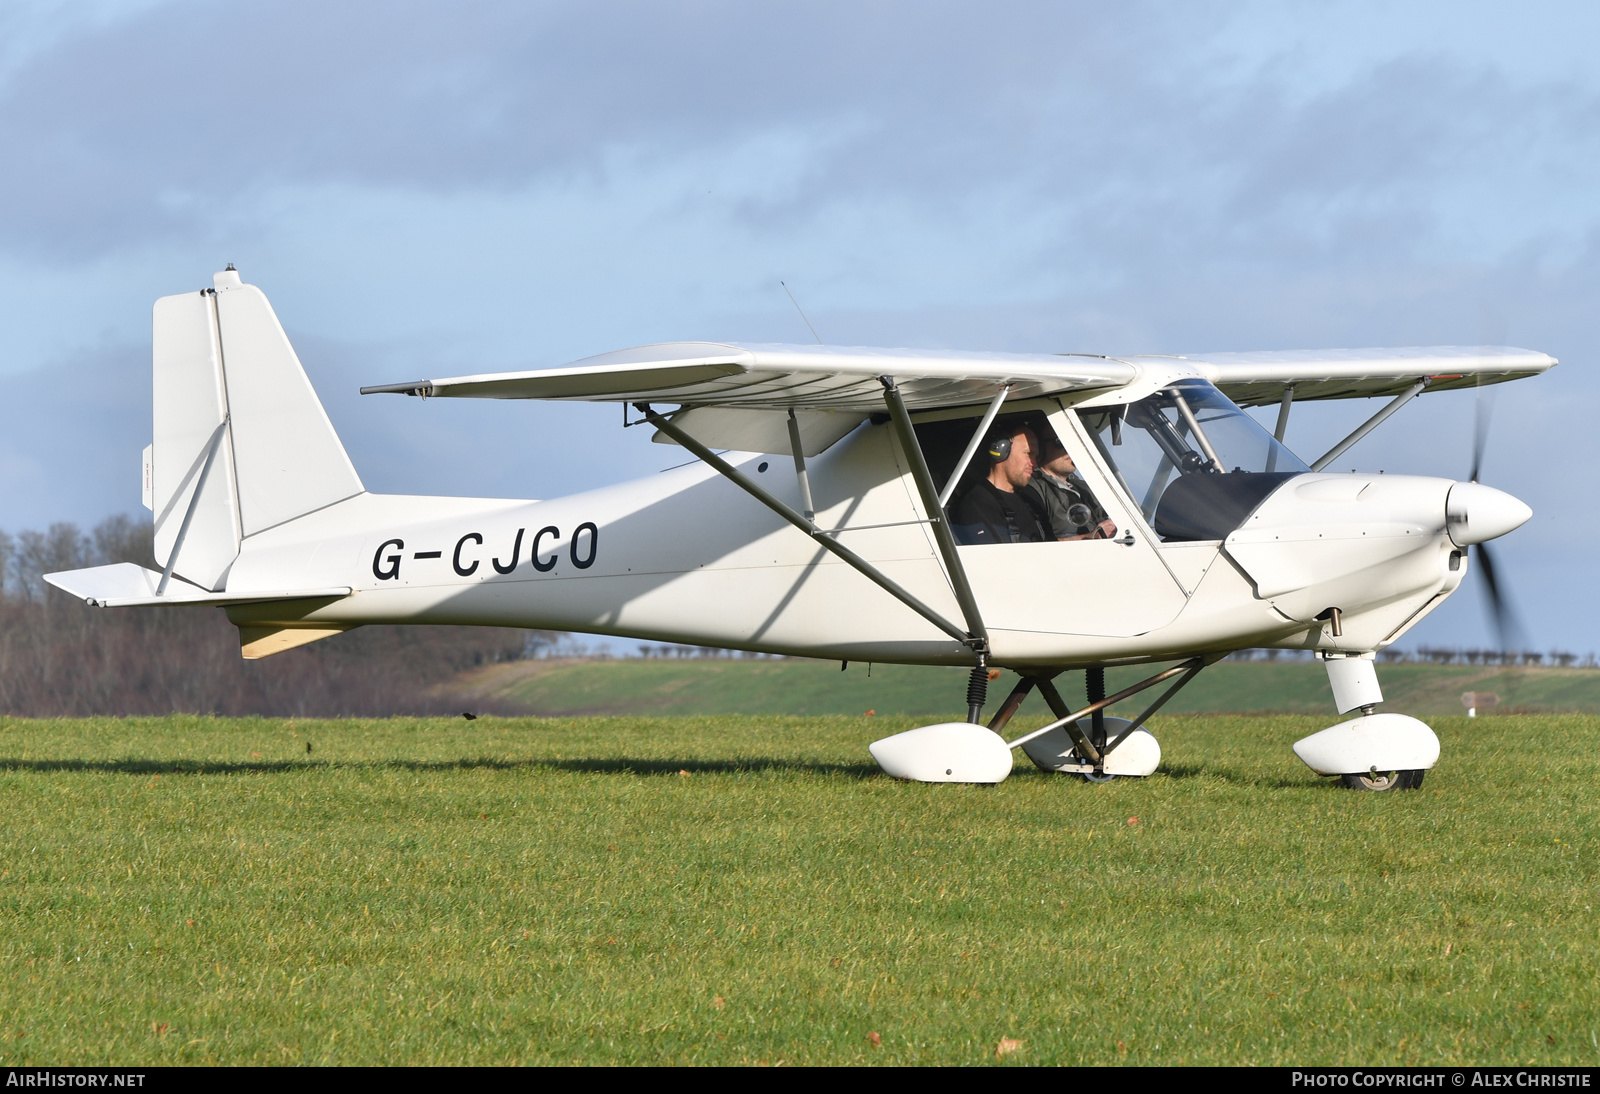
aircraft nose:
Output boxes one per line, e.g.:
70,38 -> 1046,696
1446,481 -> 1532,546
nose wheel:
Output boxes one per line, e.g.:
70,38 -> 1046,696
1303,659 -> 1438,791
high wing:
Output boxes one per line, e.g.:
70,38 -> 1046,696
1182,346 -> 1556,407
360,342 -> 1138,412
363,342 -> 1555,413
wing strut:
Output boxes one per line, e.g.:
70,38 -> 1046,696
1309,377 -> 1430,472
1266,385 -> 1294,473
938,384 -> 1011,506
877,376 -> 1000,721
878,377 -> 989,651
636,403 -> 977,652
1272,384 -> 1294,442
784,409 -> 816,521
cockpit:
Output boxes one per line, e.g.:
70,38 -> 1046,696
913,379 -> 1309,547
1077,379 -> 1308,541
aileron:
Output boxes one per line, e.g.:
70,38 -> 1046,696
1188,345 -> 1556,406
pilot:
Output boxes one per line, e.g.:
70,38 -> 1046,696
1027,435 -> 1117,540
949,426 -> 1053,545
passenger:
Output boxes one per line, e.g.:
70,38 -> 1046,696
1027,435 -> 1117,541
949,426 -> 1053,545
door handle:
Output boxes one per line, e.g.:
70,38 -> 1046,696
1116,531 -> 1135,546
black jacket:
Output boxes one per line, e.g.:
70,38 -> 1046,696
949,478 -> 1051,545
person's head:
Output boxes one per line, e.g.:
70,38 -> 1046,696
1038,435 -> 1076,478
986,426 -> 1038,492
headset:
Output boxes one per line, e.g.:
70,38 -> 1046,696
985,436 -> 1012,462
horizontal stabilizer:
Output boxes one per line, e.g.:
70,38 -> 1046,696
44,562 -> 351,608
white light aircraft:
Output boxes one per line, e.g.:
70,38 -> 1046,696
47,268 -> 1552,790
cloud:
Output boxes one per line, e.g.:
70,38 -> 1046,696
6,1 -> 1599,298
0,2 -> 1139,250
0,342 -> 148,527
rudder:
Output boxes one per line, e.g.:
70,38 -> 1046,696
212,268 -> 364,535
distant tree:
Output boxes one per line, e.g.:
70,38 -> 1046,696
0,515 -> 564,717
91,513 -> 154,568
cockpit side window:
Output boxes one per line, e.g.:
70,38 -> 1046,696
910,411 -> 1114,545
1077,380 -> 1309,541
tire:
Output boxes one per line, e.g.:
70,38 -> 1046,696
1339,769 -> 1425,792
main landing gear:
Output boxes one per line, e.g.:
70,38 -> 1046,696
868,658 -> 1208,785
986,663 -> 1195,782
870,650 -> 1442,790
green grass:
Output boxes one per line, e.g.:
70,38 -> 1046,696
453,656 -> 1600,718
2,712 -> 1599,1065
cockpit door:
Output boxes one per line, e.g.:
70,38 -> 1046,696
956,407 -> 1190,638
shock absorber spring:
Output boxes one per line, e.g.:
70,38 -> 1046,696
966,658 -> 989,724
1087,665 -> 1107,752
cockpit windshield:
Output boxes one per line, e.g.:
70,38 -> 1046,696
1078,380 -> 1309,541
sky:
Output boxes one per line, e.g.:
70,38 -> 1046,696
0,0 -> 1595,653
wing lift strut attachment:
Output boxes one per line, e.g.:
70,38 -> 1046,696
637,374 -> 999,722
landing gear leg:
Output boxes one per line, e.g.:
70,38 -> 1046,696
1035,676 -> 1103,773
986,675 -> 1036,735
1012,660 -> 1207,779
1082,666 -> 1114,783
1087,666 -> 1107,755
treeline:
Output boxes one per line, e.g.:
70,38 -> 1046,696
1405,646 -> 1593,668
1222,647 -> 1594,668
0,516 -> 557,716
634,644 -> 787,660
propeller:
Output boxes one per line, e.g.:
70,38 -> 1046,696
1467,388 -> 1527,653
1469,385 -> 1490,485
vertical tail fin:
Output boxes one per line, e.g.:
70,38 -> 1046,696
151,268 -> 363,590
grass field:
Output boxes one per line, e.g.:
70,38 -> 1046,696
2,712 -> 1598,1065
449,656 -> 1600,718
